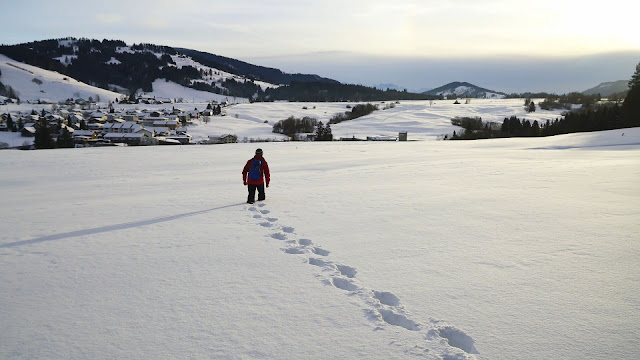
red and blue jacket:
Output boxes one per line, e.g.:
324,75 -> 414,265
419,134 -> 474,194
242,155 -> 270,186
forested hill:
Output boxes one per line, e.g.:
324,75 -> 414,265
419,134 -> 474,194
176,48 -> 338,85
0,38 -> 340,99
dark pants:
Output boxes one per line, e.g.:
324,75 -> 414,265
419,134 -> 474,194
247,184 -> 265,203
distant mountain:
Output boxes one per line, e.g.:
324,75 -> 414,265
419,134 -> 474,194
423,81 -> 506,99
0,38 -> 432,102
582,80 -> 628,97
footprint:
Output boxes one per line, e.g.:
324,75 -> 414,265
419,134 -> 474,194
282,226 -> 294,233
271,233 -> 287,240
260,210 -> 270,214
253,214 -> 262,219
378,309 -> 420,331
308,257 -> 332,268
283,247 -> 305,255
373,291 -> 400,306
248,206 -> 257,211
331,277 -> 359,291
298,239 -> 313,246
257,203 -> 266,207
336,264 -> 357,278
437,326 -> 479,354
266,217 -> 278,222
260,222 -> 272,228
312,247 -> 330,256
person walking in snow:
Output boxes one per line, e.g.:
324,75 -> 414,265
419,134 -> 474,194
242,148 -> 270,204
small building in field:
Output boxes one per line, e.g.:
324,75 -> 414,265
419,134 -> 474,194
206,134 -> 237,144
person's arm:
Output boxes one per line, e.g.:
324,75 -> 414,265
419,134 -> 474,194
263,161 -> 270,187
242,160 -> 249,185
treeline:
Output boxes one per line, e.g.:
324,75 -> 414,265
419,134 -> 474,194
329,103 -> 379,124
271,116 -> 333,140
272,116 -> 319,138
260,82 -> 438,102
538,93 -> 601,110
450,102 -> 637,140
450,62 -> 640,140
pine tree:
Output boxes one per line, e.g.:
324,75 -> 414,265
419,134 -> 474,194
34,118 -> 55,149
315,121 -> 326,141
532,120 -> 540,136
527,101 -> 536,113
57,127 -> 74,148
629,62 -> 640,90
6,114 -> 14,132
622,85 -> 640,128
324,123 -> 333,141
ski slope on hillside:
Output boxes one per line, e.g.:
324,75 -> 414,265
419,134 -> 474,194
1,128 -> 639,360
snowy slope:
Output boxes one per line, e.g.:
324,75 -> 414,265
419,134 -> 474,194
1,128 -> 638,360
170,54 -> 279,91
0,54 -> 123,103
582,80 -> 628,96
140,79 -> 250,104
0,98 -> 579,147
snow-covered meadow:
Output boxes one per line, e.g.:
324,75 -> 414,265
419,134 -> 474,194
1,98 -> 570,148
1,122 -> 639,359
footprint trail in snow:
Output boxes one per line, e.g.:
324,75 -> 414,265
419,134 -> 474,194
246,203 -> 478,358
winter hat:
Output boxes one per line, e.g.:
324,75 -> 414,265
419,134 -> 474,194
255,148 -> 263,156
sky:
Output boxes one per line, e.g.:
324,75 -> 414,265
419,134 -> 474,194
2,0 -> 639,93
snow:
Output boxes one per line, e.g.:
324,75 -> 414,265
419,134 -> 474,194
0,54 -> 123,103
141,78 -> 249,104
170,54 -> 280,91
105,57 -> 121,65
53,55 -> 77,67
0,98 -> 616,147
1,107 -> 639,359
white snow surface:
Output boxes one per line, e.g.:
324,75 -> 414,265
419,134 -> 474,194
1,124 -> 639,359
141,79 -> 249,105
1,98 -> 570,147
0,54 -> 123,103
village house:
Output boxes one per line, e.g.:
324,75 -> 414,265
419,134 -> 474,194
121,114 -> 139,122
21,126 -> 36,137
103,121 -> 143,134
206,134 -> 237,144
72,130 -> 99,140
103,131 -> 157,146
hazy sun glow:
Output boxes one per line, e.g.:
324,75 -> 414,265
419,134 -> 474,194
1,0 -> 638,59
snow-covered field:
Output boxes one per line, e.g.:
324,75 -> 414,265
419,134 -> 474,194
1,98 -> 569,147
1,125 -> 639,359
